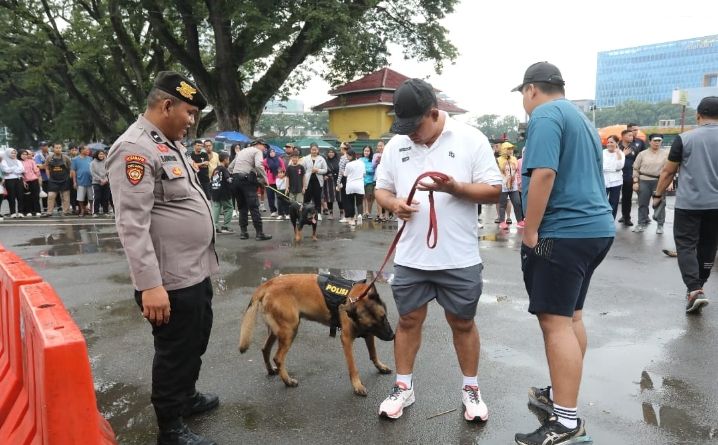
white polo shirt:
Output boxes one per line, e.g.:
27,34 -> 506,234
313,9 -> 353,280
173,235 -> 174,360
375,113 -> 502,270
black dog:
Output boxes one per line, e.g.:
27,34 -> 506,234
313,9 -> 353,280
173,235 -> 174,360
289,202 -> 318,241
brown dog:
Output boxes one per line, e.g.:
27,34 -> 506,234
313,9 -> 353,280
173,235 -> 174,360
238,273 -> 394,396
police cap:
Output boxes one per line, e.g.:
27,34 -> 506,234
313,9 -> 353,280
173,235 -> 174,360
153,71 -> 207,109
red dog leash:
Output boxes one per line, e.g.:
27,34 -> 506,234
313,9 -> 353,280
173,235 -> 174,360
350,171 -> 449,303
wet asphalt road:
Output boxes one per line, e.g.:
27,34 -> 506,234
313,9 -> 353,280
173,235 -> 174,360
0,199 -> 716,445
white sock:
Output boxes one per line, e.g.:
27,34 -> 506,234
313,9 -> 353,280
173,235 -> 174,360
396,373 -> 412,389
553,403 -> 578,429
462,375 -> 478,388
549,387 -> 554,401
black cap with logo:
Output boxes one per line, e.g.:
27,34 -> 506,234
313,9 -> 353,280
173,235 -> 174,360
390,79 -> 438,135
511,62 -> 565,92
153,71 -> 208,109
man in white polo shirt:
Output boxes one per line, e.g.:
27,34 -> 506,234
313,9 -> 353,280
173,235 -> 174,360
375,79 -> 502,422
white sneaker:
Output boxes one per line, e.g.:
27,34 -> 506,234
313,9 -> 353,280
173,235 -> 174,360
338,218 -> 348,223
26,213 -> 33,217
379,382 -> 415,419
270,212 -> 277,217
34,213 -> 42,217
462,385 -> 488,421
232,210 -> 238,217
0,217 -> 4,222
317,213 -> 322,221
17,213 -> 24,218
260,203 -> 267,212
656,225 -> 664,234
356,214 -> 362,224
478,223 -> 484,229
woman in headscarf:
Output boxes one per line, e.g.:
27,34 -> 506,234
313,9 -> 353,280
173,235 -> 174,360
263,147 -> 286,218
497,142 -> 524,229
1,148 -> 25,218
323,148 -> 340,219
19,149 -> 42,216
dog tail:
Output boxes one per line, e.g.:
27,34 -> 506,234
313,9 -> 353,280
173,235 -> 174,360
238,288 -> 263,353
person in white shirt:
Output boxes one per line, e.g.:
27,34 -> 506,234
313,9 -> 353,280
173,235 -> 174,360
342,149 -> 366,226
603,135 -> 625,220
374,79 -> 502,422
1,148 -> 26,218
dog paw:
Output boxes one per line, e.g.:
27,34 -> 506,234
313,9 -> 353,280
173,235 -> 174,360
353,385 -> 368,397
377,365 -> 393,375
266,367 -> 278,376
284,378 -> 299,387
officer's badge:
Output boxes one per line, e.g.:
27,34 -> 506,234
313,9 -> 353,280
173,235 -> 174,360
156,144 -> 169,153
172,166 -> 182,177
176,81 -> 197,100
125,154 -> 146,185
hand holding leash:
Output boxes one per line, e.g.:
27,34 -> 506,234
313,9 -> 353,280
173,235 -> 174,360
392,198 -> 420,221
417,173 -> 458,195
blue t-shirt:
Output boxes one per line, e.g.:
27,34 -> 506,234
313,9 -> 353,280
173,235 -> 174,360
361,157 -> 375,184
34,151 -> 48,180
521,99 -> 615,238
71,156 -> 93,187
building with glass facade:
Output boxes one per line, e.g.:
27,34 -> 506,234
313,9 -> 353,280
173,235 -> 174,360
595,35 -> 718,108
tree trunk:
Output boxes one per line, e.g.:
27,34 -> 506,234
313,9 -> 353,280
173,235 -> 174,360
214,106 -> 255,136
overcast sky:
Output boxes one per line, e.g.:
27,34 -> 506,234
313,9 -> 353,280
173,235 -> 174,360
297,0 -> 718,121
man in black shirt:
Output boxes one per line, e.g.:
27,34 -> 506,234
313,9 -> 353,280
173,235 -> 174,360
190,140 -> 211,198
619,129 -> 638,226
628,123 -> 646,153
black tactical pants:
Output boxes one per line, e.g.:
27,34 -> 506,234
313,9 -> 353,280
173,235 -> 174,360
674,209 -> 718,292
134,277 -> 213,425
234,175 -> 264,234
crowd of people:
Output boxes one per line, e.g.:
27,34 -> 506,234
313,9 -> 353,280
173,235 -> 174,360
0,142 -> 113,221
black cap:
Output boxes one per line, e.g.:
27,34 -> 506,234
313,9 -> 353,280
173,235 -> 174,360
390,79 -> 437,135
249,138 -> 268,148
697,96 -> 718,118
511,62 -> 565,92
153,71 -> 207,109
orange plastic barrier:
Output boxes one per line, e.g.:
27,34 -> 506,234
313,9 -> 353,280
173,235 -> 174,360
0,252 -> 117,444
0,251 -> 42,422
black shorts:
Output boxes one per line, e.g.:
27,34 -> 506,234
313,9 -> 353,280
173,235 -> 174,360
521,237 -> 613,317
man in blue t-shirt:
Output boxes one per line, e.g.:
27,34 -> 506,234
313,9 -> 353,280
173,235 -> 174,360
511,62 -> 615,445
71,145 -> 93,217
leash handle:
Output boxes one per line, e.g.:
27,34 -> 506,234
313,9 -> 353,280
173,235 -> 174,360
351,171 -> 448,302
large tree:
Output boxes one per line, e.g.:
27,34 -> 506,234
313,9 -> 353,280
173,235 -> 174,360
0,0 -> 459,145
588,100 -> 697,128
472,114 -> 521,141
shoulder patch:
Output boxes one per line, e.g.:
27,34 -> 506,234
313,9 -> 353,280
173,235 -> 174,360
150,131 -> 164,143
157,144 -> 170,153
125,155 -> 147,185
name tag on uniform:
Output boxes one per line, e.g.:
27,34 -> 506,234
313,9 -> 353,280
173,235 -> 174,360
160,155 -> 179,163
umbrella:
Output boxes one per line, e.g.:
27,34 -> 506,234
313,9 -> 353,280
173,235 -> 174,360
215,131 -> 251,143
88,142 -> 108,151
268,144 -> 285,156
292,138 -> 334,149
597,125 -> 646,146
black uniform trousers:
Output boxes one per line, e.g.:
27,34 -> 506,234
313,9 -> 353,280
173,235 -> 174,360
673,209 -> 718,292
134,277 -> 213,424
233,175 -> 264,233
304,174 -> 322,210
620,178 -> 634,221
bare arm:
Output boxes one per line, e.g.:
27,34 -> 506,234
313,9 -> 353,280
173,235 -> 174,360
522,168 -> 556,247
654,161 -> 679,197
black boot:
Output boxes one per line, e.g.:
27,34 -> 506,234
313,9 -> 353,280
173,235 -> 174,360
183,392 -> 219,417
157,418 -> 217,445
255,233 -> 272,241
239,231 -> 249,240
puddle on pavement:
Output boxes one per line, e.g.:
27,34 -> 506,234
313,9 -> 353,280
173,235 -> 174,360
216,264 -> 393,296
95,379 -> 155,444
16,225 -> 123,257
639,370 -> 717,442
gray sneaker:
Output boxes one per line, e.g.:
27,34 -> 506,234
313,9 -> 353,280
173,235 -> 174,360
632,225 -> 645,233
528,386 -> 553,414
656,225 -> 664,234
686,291 -> 709,314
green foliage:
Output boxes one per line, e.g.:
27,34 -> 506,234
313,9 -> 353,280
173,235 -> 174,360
588,100 -> 697,128
472,114 -> 521,141
0,0 -> 458,144
256,112 -> 328,137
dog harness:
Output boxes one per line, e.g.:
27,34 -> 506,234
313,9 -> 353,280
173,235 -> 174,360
317,274 -> 364,337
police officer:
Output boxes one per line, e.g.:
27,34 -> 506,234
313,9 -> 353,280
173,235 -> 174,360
107,72 -> 219,445
229,139 -> 272,240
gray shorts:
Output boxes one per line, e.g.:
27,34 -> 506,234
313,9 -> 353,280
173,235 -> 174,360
76,185 -> 93,201
391,263 -> 484,319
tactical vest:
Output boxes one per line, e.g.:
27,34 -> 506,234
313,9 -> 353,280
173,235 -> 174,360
317,274 -> 364,337
47,155 -> 70,183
